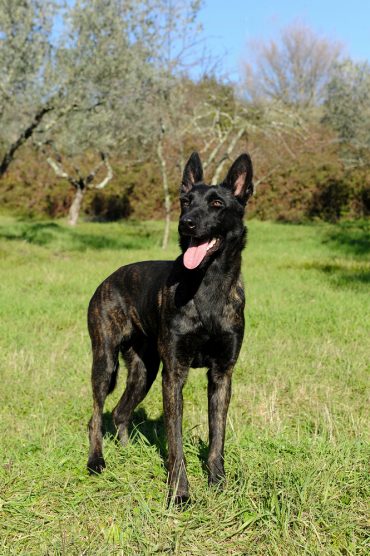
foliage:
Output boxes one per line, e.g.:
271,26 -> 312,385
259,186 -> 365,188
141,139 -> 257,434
0,0 -> 56,138
49,0 -> 156,156
0,216 -> 369,554
0,9 -> 369,224
248,124 -> 370,222
0,0 -> 58,176
323,59 -> 370,164
2,130 -> 370,223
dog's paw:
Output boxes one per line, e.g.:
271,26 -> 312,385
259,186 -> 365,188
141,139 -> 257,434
116,426 -> 129,447
208,459 -> 226,488
87,456 -> 106,475
208,473 -> 226,489
169,492 -> 191,508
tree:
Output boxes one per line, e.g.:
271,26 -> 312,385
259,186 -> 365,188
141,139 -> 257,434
0,0 -> 58,176
323,59 -> 370,163
35,0 -> 158,225
141,0 -> 205,249
184,76 -> 309,193
192,94 -> 249,184
243,23 -> 341,108
41,148 -> 113,226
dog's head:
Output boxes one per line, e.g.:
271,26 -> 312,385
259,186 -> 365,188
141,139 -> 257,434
179,152 -> 253,270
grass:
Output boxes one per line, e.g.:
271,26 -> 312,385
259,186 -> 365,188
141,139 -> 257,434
0,215 -> 369,555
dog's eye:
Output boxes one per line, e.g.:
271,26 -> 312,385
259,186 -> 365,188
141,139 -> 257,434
210,199 -> 223,208
182,199 -> 190,208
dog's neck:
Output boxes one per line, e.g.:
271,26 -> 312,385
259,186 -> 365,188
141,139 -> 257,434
178,225 -> 246,299
171,226 -> 246,316
202,226 -> 245,292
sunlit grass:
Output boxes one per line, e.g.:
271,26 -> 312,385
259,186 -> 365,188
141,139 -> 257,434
0,216 -> 369,555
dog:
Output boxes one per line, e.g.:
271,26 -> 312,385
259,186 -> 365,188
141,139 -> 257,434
87,151 -> 253,503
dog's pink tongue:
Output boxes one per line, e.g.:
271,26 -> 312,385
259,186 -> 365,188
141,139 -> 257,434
183,240 -> 209,270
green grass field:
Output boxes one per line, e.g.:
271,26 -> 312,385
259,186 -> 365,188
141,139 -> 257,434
0,216 -> 369,555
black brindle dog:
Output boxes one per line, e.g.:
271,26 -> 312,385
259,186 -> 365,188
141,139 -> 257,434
87,151 -> 253,503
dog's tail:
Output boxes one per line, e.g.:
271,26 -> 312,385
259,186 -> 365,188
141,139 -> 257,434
108,362 -> 119,394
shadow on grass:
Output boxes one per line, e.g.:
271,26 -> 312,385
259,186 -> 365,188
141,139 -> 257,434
323,221 -> 370,258
0,222 -> 59,244
302,260 -> 370,289
300,221 -> 370,289
102,408 -> 210,474
102,408 -> 167,461
0,221 -> 159,251
131,408 -> 167,461
196,437 -> 209,476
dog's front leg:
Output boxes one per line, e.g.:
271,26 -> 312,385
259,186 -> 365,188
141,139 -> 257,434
162,362 -> 189,504
207,364 -> 233,486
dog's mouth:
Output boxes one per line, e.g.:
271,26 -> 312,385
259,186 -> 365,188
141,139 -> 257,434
183,237 -> 221,270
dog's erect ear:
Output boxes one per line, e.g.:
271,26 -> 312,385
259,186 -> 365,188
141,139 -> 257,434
181,152 -> 204,193
223,153 -> 253,204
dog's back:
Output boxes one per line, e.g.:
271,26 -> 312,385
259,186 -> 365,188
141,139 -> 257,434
88,260 -> 174,341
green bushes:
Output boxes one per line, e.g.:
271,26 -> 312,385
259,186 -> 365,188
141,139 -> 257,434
250,151 -> 370,223
1,144 -> 369,223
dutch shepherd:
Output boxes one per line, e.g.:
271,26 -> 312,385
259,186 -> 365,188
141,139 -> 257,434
87,151 -> 253,503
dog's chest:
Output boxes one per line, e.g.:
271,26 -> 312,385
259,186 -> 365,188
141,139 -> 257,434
161,274 -> 244,336
173,275 -> 244,335
195,288 -> 244,333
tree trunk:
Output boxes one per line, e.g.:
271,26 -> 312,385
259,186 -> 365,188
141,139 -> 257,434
0,104 -> 53,178
157,137 -> 171,250
68,187 -> 85,226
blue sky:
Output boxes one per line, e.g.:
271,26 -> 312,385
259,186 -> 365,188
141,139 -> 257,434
199,0 -> 370,79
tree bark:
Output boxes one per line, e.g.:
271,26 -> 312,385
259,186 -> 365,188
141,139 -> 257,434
0,104 -> 53,177
157,135 -> 171,250
68,187 -> 85,226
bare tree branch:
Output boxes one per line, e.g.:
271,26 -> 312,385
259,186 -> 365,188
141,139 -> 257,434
203,127 -> 233,171
211,126 -> 247,184
243,23 -> 341,107
0,103 -> 54,177
92,154 -> 113,190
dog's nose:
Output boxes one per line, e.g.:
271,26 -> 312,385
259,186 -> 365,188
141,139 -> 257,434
181,217 -> 195,230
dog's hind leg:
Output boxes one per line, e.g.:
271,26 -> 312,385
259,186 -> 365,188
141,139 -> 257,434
112,341 -> 160,445
87,342 -> 119,474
